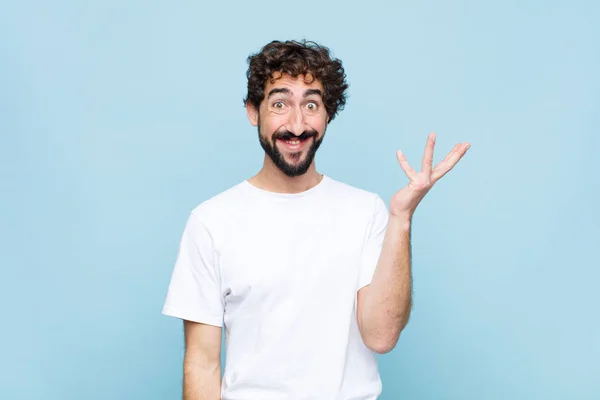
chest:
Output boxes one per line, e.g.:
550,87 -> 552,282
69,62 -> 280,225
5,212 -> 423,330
215,207 -> 367,312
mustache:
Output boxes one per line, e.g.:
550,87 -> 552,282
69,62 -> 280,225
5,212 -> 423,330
272,129 -> 318,141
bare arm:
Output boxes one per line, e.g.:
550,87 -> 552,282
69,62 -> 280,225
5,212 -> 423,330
358,134 -> 470,354
357,215 -> 412,354
182,320 -> 222,400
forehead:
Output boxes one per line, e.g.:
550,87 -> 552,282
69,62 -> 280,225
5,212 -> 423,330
264,72 -> 324,96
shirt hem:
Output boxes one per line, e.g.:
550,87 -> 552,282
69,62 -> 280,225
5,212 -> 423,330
162,304 -> 223,327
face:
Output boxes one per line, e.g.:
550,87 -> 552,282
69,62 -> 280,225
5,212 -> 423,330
247,73 -> 329,177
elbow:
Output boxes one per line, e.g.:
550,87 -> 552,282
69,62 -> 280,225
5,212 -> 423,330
358,302 -> 412,354
364,333 -> 400,354
362,318 -> 411,354
369,342 -> 396,355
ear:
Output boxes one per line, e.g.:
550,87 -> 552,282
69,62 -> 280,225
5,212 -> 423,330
246,101 -> 259,126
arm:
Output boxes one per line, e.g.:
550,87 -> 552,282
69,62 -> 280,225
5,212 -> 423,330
357,214 -> 412,354
358,133 -> 470,354
183,320 -> 222,400
161,211 -> 225,399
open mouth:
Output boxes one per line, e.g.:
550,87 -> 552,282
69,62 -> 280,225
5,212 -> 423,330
276,137 -> 312,152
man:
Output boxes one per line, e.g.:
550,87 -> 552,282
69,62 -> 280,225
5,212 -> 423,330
162,39 -> 470,399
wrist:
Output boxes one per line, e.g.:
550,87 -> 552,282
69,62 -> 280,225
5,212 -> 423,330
388,211 -> 412,230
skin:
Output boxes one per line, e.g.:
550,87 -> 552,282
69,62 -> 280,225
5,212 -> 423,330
182,321 -> 222,399
357,134 -> 470,353
182,72 -> 470,398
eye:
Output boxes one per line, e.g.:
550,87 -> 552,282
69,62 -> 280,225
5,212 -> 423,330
306,102 -> 318,111
273,101 -> 285,109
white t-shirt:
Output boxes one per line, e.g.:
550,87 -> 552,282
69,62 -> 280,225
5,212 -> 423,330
162,175 -> 389,399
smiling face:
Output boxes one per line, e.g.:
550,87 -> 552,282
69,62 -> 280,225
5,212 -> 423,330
247,72 -> 329,177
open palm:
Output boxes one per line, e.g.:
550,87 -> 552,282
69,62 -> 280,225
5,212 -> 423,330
390,133 -> 470,218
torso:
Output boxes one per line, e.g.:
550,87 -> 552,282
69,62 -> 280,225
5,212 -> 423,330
197,176 -> 384,399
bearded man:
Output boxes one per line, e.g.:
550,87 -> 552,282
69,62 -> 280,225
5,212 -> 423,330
162,39 -> 470,399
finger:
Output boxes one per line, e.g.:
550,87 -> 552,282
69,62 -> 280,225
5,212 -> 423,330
433,142 -> 470,180
421,132 -> 436,175
441,143 -> 462,163
436,142 -> 464,167
396,149 -> 418,181
430,143 -> 460,179
431,142 -> 470,182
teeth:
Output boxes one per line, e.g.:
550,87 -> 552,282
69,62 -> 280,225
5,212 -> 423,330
285,140 -> 300,145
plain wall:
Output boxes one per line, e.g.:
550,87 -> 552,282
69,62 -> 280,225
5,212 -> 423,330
1,1 -> 599,399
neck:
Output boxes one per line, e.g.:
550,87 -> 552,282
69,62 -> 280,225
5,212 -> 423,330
248,156 -> 323,194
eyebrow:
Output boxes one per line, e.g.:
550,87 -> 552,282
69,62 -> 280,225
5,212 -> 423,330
267,88 -> 323,99
267,88 -> 292,98
303,89 -> 323,98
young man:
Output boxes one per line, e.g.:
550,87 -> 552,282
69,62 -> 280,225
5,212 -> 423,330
162,39 -> 470,399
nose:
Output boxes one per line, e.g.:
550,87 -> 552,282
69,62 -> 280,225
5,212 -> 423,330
286,107 -> 306,136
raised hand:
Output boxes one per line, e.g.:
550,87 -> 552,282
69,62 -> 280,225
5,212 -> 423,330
390,133 -> 470,219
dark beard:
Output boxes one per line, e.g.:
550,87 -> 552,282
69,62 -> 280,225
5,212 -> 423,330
258,126 -> 324,177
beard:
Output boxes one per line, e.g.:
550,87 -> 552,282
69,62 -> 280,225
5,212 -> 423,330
258,124 -> 324,177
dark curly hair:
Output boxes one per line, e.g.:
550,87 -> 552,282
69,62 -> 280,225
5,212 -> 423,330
243,39 -> 349,122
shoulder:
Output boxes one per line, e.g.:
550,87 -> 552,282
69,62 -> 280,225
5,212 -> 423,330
188,181 -> 249,225
327,177 -> 390,238
324,176 -> 387,211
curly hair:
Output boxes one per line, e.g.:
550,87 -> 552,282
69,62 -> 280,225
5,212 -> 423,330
243,39 -> 349,122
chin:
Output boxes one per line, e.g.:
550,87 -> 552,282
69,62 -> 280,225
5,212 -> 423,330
285,152 -> 308,164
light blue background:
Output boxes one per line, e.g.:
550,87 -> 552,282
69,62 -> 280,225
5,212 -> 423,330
1,1 -> 599,399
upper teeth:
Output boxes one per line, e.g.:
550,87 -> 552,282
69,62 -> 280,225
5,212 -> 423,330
286,140 -> 300,145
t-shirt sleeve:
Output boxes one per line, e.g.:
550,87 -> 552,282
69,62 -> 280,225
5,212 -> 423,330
162,211 -> 224,327
358,195 -> 389,290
